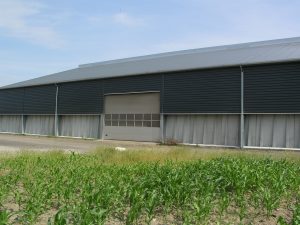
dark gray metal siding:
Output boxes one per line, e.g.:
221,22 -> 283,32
244,62 -> 300,113
163,67 -> 241,113
103,74 -> 161,94
3,61 -> 300,115
58,80 -> 103,114
0,88 -> 24,114
24,85 -> 56,114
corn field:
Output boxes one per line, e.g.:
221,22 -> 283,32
0,149 -> 299,224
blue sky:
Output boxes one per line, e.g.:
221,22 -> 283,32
1,0 -> 300,86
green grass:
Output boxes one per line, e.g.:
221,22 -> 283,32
0,148 -> 299,224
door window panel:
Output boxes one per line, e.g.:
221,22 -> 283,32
104,113 -> 160,127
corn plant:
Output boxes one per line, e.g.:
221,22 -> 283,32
0,150 -> 299,224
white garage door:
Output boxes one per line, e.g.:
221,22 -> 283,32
103,92 -> 161,142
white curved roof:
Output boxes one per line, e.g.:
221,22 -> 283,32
2,37 -> 300,89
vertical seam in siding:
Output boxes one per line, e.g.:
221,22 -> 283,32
161,74 -> 164,113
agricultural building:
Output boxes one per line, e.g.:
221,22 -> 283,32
1,37 -> 300,149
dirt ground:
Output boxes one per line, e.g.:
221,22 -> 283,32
0,133 -> 158,153
0,133 -> 299,157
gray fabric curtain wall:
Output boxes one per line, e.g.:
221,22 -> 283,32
0,116 -> 22,133
25,116 -> 55,136
165,115 -> 240,146
59,115 -> 101,139
245,114 -> 300,148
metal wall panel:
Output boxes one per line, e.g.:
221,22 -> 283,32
0,88 -> 24,114
58,80 -> 103,114
104,74 -> 161,94
244,62 -> 300,113
24,85 -> 56,114
3,62 -> 300,116
163,67 -> 241,113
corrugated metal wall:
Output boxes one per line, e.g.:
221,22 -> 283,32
1,62 -> 300,115
58,80 -> 103,114
163,67 -> 241,113
0,88 -> 24,114
0,85 -> 57,115
244,62 -> 300,113
24,85 -> 56,114
0,61 -> 300,148
104,74 -> 161,94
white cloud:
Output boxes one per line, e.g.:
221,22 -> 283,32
113,12 -> 142,27
0,0 -> 63,48
88,12 -> 143,27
